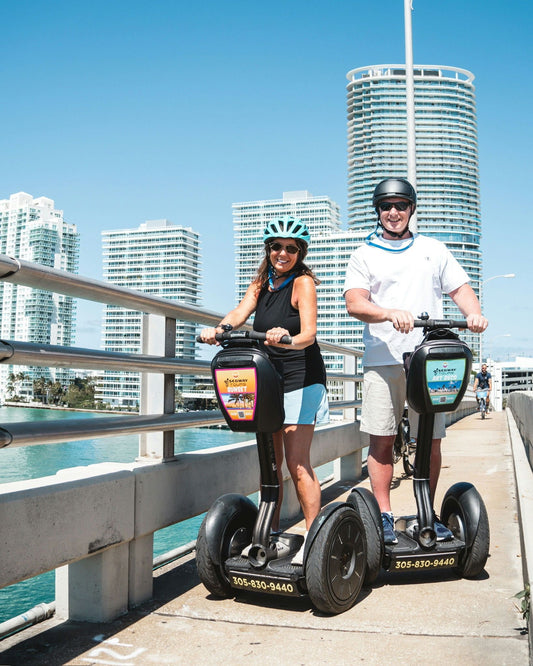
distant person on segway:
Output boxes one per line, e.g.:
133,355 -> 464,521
473,363 -> 492,412
200,216 -> 328,564
343,177 -> 488,545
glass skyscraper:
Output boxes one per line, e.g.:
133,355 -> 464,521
346,64 -> 482,359
97,219 -> 201,409
0,192 -> 79,400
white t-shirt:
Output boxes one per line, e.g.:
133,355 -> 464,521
344,233 -> 469,366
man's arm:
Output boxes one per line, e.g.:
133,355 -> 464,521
448,283 -> 488,333
344,288 -> 414,334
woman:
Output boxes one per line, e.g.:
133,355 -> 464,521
200,215 -> 328,564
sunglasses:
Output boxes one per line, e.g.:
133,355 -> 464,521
378,201 -> 411,212
269,242 -> 299,255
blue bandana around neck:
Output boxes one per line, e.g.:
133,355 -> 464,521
268,265 -> 296,291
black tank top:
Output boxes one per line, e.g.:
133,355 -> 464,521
253,280 -> 326,393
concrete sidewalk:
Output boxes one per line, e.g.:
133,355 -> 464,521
1,411 -> 530,665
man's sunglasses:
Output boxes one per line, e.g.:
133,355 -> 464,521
269,242 -> 299,255
378,201 -> 411,212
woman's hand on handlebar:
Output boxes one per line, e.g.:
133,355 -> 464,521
264,327 -> 292,347
199,326 -> 222,345
465,313 -> 489,333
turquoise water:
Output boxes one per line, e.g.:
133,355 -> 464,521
0,407 -> 252,624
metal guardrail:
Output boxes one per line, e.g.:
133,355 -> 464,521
0,255 -> 362,357
0,254 -> 362,454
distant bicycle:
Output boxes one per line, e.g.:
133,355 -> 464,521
393,406 -> 416,476
476,389 -> 488,419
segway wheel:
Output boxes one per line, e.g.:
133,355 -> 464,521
440,482 -> 490,578
306,506 -> 366,614
196,495 -> 257,597
346,488 -> 383,585
403,439 -> 416,477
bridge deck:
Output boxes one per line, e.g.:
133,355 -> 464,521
1,411 -> 530,665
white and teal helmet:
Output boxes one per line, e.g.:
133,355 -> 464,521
263,216 -> 311,245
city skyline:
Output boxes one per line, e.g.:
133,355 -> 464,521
1,1 -> 531,360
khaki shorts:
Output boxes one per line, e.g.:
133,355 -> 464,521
361,365 -> 446,439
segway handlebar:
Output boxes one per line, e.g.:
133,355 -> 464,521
413,316 -> 468,331
197,330 -> 293,345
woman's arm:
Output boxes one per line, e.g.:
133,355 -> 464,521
199,281 -> 261,344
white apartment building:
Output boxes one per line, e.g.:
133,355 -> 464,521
232,191 -> 366,398
0,192 -> 79,400
483,357 -> 533,412
97,220 -> 201,409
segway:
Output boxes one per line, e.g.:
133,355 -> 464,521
348,314 -> 490,585
196,328 -> 367,614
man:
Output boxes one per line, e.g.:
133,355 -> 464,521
344,177 -> 488,545
473,363 -> 492,411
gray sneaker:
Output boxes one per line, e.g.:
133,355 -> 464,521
433,514 -> 453,541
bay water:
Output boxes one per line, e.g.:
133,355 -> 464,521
0,406 -> 253,624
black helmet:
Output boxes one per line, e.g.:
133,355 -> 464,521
373,178 -> 417,209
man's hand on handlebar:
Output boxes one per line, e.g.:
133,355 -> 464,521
465,313 -> 489,333
388,309 -> 414,334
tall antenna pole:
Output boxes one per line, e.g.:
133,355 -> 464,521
404,0 -> 417,232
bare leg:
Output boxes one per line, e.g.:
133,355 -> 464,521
367,434 -> 396,512
283,424 -> 321,530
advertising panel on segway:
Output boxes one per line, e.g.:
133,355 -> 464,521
195,329 -> 368,614
348,315 -> 490,584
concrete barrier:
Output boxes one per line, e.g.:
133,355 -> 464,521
508,391 -> 533,470
0,421 -> 363,621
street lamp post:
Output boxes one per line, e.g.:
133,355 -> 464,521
483,273 -> 515,285
480,273 -> 515,362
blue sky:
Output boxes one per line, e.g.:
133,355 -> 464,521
2,0 -> 531,360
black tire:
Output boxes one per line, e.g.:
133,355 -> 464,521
440,484 -> 490,578
346,488 -> 383,585
196,503 -> 256,597
306,506 -> 366,614
481,408 -> 486,420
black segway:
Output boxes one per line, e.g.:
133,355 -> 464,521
196,328 -> 367,614
348,315 -> 490,584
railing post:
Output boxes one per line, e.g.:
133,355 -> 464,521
139,314 -> 176,461
335,353 -> 362,481
56,544 -> 130,622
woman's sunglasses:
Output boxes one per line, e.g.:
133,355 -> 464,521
378,201 -> 411,212
269,242 -> 299,255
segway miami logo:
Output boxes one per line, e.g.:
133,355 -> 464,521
426,359 -> 466,405
215,368 -> 257,421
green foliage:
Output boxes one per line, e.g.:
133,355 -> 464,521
63,376 -> 96,409
514,583 -> 530,625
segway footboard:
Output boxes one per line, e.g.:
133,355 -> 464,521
383,534 -> 465,573
224,548 -> 308,598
